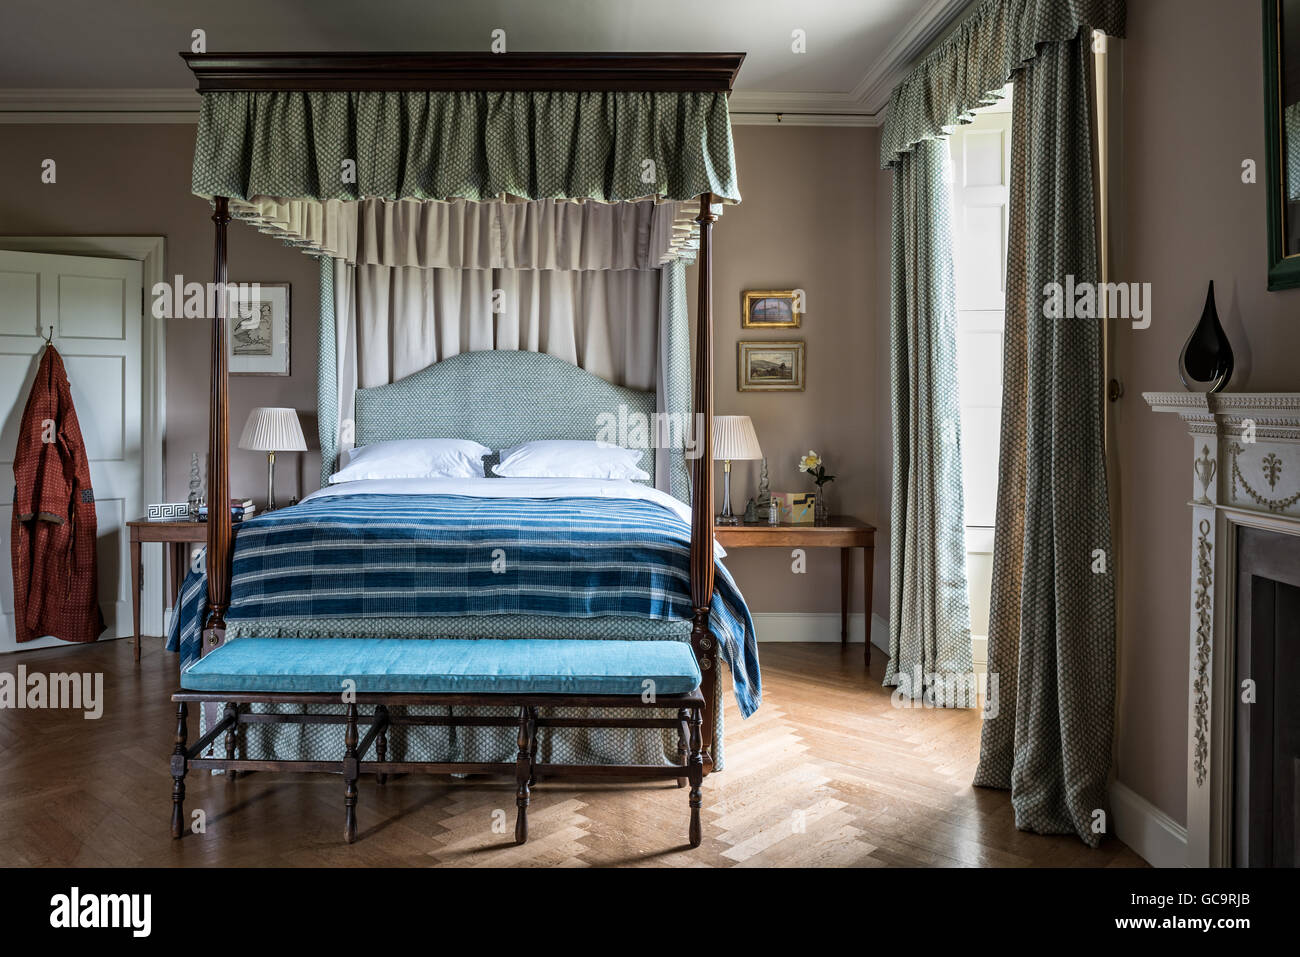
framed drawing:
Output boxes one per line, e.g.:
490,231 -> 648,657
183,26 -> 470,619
738,339 -> 805,392
228,282 -> 290,376
741,289 -> 802,329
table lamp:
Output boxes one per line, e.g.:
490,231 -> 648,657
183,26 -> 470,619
239,407 -> 307,511
713,415 -> 762,525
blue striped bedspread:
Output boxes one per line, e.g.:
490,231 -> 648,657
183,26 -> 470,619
166,494 -> 761,717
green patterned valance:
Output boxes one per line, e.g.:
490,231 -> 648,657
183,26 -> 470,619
879,0 -> 1125,169
193,90 -> 740,204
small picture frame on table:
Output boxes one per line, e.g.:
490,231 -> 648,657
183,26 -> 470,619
771,492 -> 816,524
227,282 -> 290,376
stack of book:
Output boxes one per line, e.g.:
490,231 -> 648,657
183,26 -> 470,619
197,498 -> 256,522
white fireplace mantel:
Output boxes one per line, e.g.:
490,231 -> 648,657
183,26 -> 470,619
1144,391 -> 1300,867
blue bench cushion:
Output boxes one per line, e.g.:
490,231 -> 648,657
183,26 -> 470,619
180,637 -> 702,696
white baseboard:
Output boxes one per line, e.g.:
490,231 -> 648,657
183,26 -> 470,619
1110,780 -> 1187,867
750,613 -> 989,667
751,612 -> 889,651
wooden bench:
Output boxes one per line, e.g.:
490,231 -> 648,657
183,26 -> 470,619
169,638 -> 707,847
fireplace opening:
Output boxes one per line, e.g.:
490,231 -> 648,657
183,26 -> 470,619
1234,527 -> 1300,867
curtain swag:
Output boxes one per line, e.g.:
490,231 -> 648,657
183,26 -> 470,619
192,89 -> 740,204
230,196 -> 708,268
879,0 -> 1125,169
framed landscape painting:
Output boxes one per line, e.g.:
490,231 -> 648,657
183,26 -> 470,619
227,281 -> 291,376
738,339 -> 805,392
741,289 -> 802,329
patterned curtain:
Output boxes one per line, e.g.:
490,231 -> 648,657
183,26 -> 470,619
192,90 -> 739,204
972,34 -> 1116,847
884,138 -> 974,700
318,256 -> 338,488
657,261 -> 693,503
879,0 -> 1125,171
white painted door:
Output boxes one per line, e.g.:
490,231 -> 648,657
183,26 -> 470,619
948,89 -> 1013,664
0,250 -> 142,652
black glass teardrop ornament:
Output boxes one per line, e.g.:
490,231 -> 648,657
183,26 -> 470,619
1179,280 -> 1233,393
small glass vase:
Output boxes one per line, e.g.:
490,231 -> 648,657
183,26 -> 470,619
814,487 -> 831,526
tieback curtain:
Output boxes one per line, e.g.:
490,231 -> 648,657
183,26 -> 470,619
880,0 -> 1123,847
879,0 -> 1125,170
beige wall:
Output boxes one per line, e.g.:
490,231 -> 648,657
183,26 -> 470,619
688,124 -> 883,618
0,121 -> 885,617
1114,0 -> 1300,826
0,124 -> 322,509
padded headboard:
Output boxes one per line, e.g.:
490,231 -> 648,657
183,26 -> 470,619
353,350 -> 658,485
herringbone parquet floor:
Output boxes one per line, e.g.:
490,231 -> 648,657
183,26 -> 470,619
0,639 -> 1144,867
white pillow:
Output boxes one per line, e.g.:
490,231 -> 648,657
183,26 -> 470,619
329,438 -> 491,483
492,440 -> 650,480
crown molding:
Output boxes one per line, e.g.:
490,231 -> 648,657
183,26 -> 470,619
851,0 -> 972,115
728,0 -> 969,126
1,1 -> 970,126
0,88 -> 200,122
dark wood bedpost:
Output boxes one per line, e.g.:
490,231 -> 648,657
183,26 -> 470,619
204,197 -> 233,644
690,192 -> 719,772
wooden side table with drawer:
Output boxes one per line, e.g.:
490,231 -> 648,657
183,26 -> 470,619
712,516 -> 877,666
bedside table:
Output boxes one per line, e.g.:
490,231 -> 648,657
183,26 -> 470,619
127,519 -> 207,663
712,516 -> 877,665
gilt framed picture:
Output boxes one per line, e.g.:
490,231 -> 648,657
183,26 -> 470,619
227,282 -> 291,376
738,339 -> 805,392
741,289 -> 802,329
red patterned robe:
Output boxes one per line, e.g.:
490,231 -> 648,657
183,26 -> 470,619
10,346 -> 104,643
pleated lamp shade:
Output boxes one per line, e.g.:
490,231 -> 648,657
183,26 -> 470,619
713,415 -> 762,460
238,407 -> 308,452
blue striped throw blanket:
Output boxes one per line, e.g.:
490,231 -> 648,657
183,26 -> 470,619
167,494 -> 760,717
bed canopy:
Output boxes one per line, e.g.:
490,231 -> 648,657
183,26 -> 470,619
181,51 -> 743,762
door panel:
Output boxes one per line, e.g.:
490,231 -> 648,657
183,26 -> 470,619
0,249 -> 142,651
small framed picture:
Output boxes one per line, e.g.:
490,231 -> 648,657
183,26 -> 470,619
738,339 -> 806,392
770,492 -> 816,524
228,282 -> 290,376
742,289 -> 802,329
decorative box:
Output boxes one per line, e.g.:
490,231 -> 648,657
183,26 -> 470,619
147,502 -> 192,521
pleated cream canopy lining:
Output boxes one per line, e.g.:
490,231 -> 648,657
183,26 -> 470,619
232,195 -> 713,268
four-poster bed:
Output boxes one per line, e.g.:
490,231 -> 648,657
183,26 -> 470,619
168,50 -> 752,847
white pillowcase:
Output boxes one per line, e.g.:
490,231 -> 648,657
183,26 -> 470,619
492,440 -> 650,480
329,438 -> 491,483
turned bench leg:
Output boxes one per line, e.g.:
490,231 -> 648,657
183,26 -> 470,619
375,704 -> 388,785
343,702 -> 359,844
514,706 -> 534,845
170,701 -> 189,839
527,706 -> 540,787
223,702 -> 239,780
676,708 -> 690,788
688,705 -> 704,848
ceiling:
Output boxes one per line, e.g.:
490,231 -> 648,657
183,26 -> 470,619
0,0 -> 971,125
